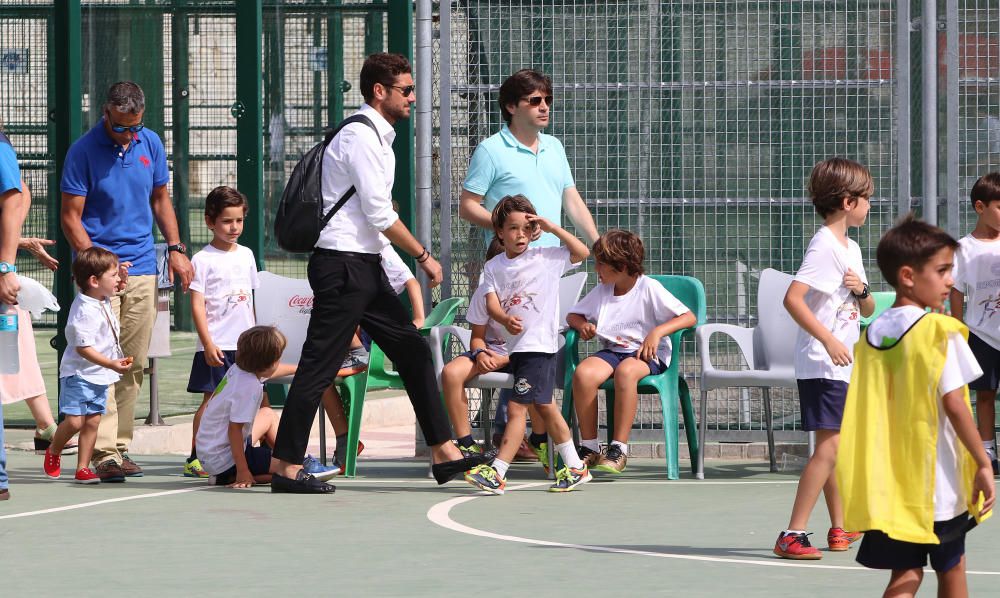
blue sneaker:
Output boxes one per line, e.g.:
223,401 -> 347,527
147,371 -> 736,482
302,454 -> 341,481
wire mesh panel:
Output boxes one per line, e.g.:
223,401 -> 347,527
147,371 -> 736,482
441,0 -> 901,440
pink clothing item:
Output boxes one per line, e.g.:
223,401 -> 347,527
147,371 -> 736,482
0,306 -> 47,404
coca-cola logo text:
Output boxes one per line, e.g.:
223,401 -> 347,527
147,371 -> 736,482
288,295 -> 314,308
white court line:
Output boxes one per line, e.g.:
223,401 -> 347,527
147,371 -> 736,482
0,485 -> 211,521
426,482 -> 1000,576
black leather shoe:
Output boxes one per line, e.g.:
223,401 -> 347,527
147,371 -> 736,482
271,470 -> 336,494
431,453 -> 491,485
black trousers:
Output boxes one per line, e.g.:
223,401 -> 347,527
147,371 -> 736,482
272,249 -> 453,465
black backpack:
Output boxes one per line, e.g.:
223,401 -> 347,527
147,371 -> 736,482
274,114 -> 380,253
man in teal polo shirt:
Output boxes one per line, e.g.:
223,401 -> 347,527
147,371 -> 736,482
60,81 -> 194,482
459,69 -> 599,458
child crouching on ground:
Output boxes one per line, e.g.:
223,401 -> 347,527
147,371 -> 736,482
195,326 -> 296,489
463,194 -> 591,495
44,247 -> 133,483
566,229 -> 696,473
838,215 -> 995,597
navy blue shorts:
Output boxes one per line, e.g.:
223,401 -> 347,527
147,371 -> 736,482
856,513 -> 969,573
592,349 -> 665,376
459,350 -> 512,372
509,352 -> 556,406
212,441 -> 273,486
968,332 -> 1000,392
796,378 -> 848,432
187,350 -> 238,394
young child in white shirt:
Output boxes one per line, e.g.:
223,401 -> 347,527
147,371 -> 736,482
196,326 -> 297,489
184,186 -> 259,478
463,194 -> 591,494
566,229 -> 696,474
43,247 -> 133,484
950,172 -> 1000,474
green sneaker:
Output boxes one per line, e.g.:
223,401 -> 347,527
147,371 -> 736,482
530,441 -> 551,474
548,465 -> 592,493
464,464 -> 506,495
183,458 -> 209,478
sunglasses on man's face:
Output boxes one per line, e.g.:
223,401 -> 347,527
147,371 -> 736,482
522,95 -> 554,107
387,84 -> 416,97
107,117 -> 144,134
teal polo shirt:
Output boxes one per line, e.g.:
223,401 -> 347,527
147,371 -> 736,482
463,126 -> 575,248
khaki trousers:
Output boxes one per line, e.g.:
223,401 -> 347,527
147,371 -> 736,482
92,275 -> 156,465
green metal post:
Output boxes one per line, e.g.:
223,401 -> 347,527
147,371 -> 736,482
53,0 -> 82,365
235,0 -> 265,271
328,0 -> 345,125
365,9 -> 384,56
388,0 -> 415,272
172,0 -> 192,330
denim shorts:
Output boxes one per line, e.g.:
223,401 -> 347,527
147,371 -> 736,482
856,513 -> 969,573
796,378 -> 848,432
58,375 -> 109,416
592,349 -> 665,376
187,350 -> 238,393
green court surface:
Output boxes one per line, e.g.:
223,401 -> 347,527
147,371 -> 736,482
2,453 -> 998,596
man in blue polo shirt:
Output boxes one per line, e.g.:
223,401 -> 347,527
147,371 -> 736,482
459,69 -> 599,461
60,81 -> 194,482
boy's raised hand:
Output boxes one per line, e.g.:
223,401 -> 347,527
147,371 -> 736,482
843,268 -> 865,296
524,214 -> 556,234
577,322 -> 597,341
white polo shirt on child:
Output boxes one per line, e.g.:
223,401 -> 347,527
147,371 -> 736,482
867,306 -> 983,520
465,282 -> 509,355
793,226 -> 868,382
569,275 -> 690,366
195,364 -> 266,475
189,244 -> 259,351
953,234 -> 1000,350
59,293 -> 123,385
379,244 -> 415,295
482,246 -> 578,354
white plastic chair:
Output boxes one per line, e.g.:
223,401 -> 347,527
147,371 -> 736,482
695,268 -> 798,477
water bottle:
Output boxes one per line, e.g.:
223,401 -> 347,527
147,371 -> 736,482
0,304 -> 18,375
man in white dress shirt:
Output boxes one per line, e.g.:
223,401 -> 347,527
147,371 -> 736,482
269,53 -> 484,493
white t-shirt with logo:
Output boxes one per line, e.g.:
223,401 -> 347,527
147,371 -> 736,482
482,246 -> 578,354
465,282 -> 508,356
189,244 -> 260,351
195,365 -> 266,475
59,293 -> 124,385
568,275 -> 690,367
867,306 -> 983,520
793,226 -> 868,382
379,244 -> 415,295
953,234 -> 1000,350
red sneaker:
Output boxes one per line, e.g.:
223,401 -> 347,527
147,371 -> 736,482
74,468 -> 101,485
43,448 -> 61,479
828,527 -> 863,551
773,531 -> 822,560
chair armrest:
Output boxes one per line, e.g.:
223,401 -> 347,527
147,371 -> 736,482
695,323 -> 757,373
561,328 -> 582,391
428,325 -> 472,383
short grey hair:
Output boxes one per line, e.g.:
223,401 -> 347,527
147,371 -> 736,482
104,81 -> 145,115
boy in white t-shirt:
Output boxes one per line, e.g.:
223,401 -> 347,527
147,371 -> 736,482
566,230 -> 696,474
950,172 -> 1000,474
43,247 -> 133,484
183,186 -> 259,478
196,326 -> 300,489
775,158 -> 876,560
463,194 -> 591,494
839,215 -> 994,597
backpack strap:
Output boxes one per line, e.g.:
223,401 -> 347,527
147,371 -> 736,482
320,114 -> 381,226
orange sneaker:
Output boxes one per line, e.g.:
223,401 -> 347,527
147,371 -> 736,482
773,532 -> 822,560
827,527 -> 863,551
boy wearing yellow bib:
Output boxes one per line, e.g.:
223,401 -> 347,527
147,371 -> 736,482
838,216 -> 995,597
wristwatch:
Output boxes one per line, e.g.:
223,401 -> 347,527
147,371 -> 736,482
0,261 -> 16,275
853,283 -> 870,300
470,348 -> 486,360
167,242 -> 187,255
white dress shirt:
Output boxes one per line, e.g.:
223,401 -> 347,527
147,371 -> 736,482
316,104 -> 400,254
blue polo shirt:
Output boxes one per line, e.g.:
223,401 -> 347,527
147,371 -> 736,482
60,120 -> 169,275
463,126 -> 575,248
0,134 -> 20,194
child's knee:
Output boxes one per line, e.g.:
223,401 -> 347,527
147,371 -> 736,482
613,361 -> 648,384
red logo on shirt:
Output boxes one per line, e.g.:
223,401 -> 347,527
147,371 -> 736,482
140,155 -> 151,167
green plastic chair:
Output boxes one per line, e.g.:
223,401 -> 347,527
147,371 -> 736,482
561,275 -> 707,479
338,296 -> 466,477
860,291 -> 895,329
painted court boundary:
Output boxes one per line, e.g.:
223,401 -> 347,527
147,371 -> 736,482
0,485 -> 210,520
426,482 -> 1000,576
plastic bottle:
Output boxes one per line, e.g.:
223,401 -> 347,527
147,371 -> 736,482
0,303 -> 18,375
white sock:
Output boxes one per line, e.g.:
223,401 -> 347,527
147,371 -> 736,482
493,459 -> 510,479
611,440 -> 629,456
581,438 -> 599,453
556,441 -> 584,470
983,440 -> 996,450
783,529 -> 806,536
